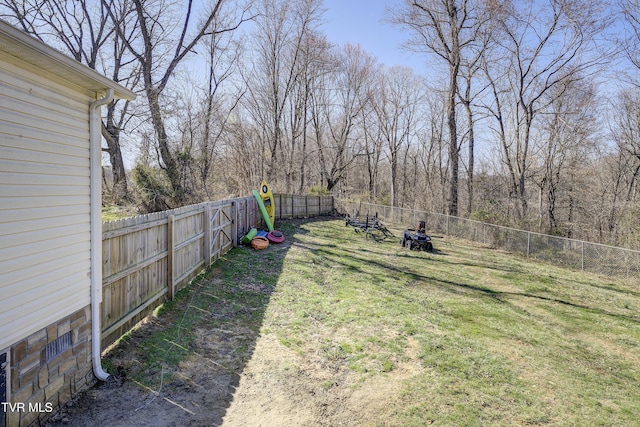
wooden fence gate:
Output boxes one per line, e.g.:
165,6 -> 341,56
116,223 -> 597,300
100,196 -> 256,348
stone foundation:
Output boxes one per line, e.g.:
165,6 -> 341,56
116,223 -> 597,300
6,306 -> 96,426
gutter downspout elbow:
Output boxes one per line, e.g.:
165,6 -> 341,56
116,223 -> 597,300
89,89 -> 114,381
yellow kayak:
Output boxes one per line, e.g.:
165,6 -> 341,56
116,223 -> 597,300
259,180 -> 275,228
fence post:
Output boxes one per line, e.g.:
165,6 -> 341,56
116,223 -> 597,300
245,197 -> 250,230
275,194 -> 280,220
231,201 -> 238,248
527,232 -> 531,257
581,241 -> 585,271
204,205 -> 212,265
167,214 -> 175,300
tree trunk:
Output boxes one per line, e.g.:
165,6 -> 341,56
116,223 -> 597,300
447,62 -> 459,217
101,120 -> 129,201
463,97 -> 474,216
391,154 -> 399,207
146,86 -> 185,203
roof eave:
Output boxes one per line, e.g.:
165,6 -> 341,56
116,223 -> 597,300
0,19 -> 136,101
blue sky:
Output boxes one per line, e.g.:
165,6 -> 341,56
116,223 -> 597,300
320,0 -> 425,71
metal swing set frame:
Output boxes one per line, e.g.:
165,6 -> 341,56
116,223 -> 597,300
345,212 -> 395,242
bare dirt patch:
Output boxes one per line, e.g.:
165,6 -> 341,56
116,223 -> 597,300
46,309 -> 416,427
222,332 -> 418,427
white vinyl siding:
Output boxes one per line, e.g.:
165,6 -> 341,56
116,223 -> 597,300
0,50 -> 93,350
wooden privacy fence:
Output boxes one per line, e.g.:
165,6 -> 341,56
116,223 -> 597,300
100,196 -> 255,347
273,194 -> 334,219
100,193 -> 335,348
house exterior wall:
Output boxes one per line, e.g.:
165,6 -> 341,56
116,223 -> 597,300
0,49 -> 93,352
0,49 -> 96,425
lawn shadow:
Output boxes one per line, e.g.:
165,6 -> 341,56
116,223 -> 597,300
313,233 -> 640,327
45,218 -> 308,427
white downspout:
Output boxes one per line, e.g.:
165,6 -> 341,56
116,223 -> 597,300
89,89 -> 114,381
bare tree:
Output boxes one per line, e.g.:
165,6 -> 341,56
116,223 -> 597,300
195,17 -> 245,198
0,0 -> 138,201
482,0 -> 612,223
619,0 -> 640,242
418,89 -> 449,212
109,0 -> 251,205
361,94 -> 385,201
532,81 -> 598,235
372,66 -> 422,207
243,0 -> 324,189
392,0 -> 486,216
284,32 -> 330,194
608,89 -> 640,243
312,44 -> 374,192
620,0 -> 640,74
456,21 -> 490,216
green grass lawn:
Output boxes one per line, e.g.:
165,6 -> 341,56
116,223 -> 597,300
269,219 -> 639,425
114,218 -> 640,426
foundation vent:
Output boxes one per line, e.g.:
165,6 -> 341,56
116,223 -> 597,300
45,331 -> 73,362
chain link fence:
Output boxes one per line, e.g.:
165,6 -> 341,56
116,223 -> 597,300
337,199 -> 640,284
